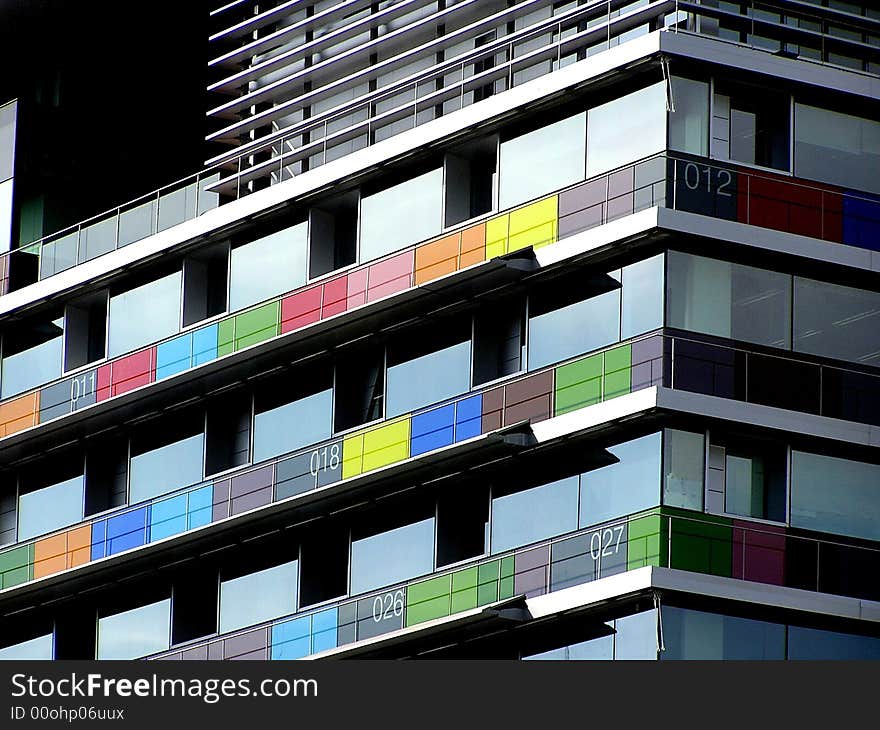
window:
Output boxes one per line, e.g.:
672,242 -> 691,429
669,77 -> 710,156
253,375 -> 333,463
525,632 -> 614,660
472,299 -> 525,386
309,192 -> 358,279
0,633 -> 52,660
97,599 -> 171,660
350,517 -> 435,594
490,476 -> 579,554
579,433 -> 662,527
129,424 -> 204,504
205,393 -> 251,475
219,560 -> 298,634
524,610 -> 657,660
794,104 -> 880,194
1,314 -> 64,399
444,135 -> 497,226
788,626 -> 880,660
334,345 -> 384,432
661,607 -> 786,660
386,326 -> 471,417
182,243 -> 228,327
663,429 -> 705,510
64,291 -> 107,371
229,221 -> 307,312
713,81 -> 790,171
791,451 -> 880,541
359,168 -> 443,262
586,83 -> 666,178
707,434 -> 786,521
18,474 -> 85,541
108,272 -> 181,358
666,252 -> 791,349
621,254 -> 664,340
0,100 -> 15,183
499,113 -> 586,210
527,275 -> 621,371
437,484 -> 489,567
793,277 -> 880,366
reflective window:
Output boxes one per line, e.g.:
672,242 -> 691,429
666,252 -> 791,349
714,81 -> 790,171
350,517 -> 435,595
528,278 -> 621,371
621,255 -> 664,340
788,626 -> 880,660
491,476 -> 579,554
793,278 -> 880,367
791,451 -> 880,541
663,429 -> 705,511
525,632 -> 614,660
97,598 -> 171,660
586,82 -> 666,177
614,609 -> 659,660
386,336 -> 471,418
18,475 -> 85,541
0,100 -> 15,183
499,113 -> 586,209
794,104 -> 880,194
580,433 -> 662,527
0,633 -> 53,661
669,77 -> 709,156
709,435 -> 786,521
219,560 -> 299,634
254,388 -> 333,463
1,315 -> 64,399
359,169 -> 443,262
229,222 -> 308,312
108,272 -> 181,358
130,432 -> 204,504
661,607 -> 786,659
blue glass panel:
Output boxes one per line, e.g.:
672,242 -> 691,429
271,616 -> 311,660
148,494 -> 187,542
410,405 -> 455,456
91,520 -> 107,561
454,395 -> 482,441
156,333 -> 192,381
311,608 -> 338,654
187,485 -> 213,529
843,193 -> 880,252
193,324 -> 219,367
106,508 -> 148,555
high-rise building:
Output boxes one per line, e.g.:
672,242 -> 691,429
1,0 -> 879,661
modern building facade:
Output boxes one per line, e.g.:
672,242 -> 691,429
0,0 -> 880,661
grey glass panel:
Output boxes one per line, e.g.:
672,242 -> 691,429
614,609 -> 659,660
666,251 -> 791,348
78,217 -> 117,263
528,285 -> 620,372
524,631 -> 614,660
499,113 -> 586,209
580,433 -> 661,527
130,433 -> 204,504
669,77 -> 709,156
791,451 -> 880,541
663,429 -> 704,510
587,82 -> 666,177
0,100 -> 16,183
350,518 -> 435,595
359,168 -> 443,262
229,222 -> 308,311
788,626 -> 880,660
158,183 -> 197,232
661,607 -> 786,660
793,278 -> 880,367
39,232 -> 77,278
253,389 -> 333,463
0,178 -> 12,253
97,599 -> 171,660
0,633 -> 52,660
118,199 -> 157,247
219,561 -> 298,633
491,476 -> 579,554
18,475 -> 84,541
794,104 -> 880,194
1,317 -> 64,399
108,272 -> 181,357
386,340 -> 471,417
621,254 -> 664,339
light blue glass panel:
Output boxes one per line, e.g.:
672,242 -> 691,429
187,485 -> 213,529
311,608 -> 338,654
614,609 -> 660,660
97,598 -> 171,660
0,633 -> 53,660
524,631 -> 614,660
621,254 -> 664,339
148,494 -> 187,542
350,518 -> 435,595
253,389 -> 333,463
130,433 -> 204,504
271,616 -> 311,660
386,340 -> 471,418
193,324 -> 219,366
491,476 -> 579,554
1,317 -> 64,399
229,223 -> 307,312
219,560 -> 298,634
108,272 -> 181,357
156,333 -> 192,381
18,475 -> 84,541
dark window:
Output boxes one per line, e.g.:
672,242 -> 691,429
473,298 -> 525,386
182,243 -> 228,327
205,392 -> 251,475
334,344 -> 384,432
444,135 -> 498,227
437,483 -> 489,567
309,191 -> 358,279
64,291 -> 107,371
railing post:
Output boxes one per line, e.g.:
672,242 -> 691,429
114,206 -> 121,252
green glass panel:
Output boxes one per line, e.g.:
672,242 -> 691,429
666,510 -> 732,577
501,556 -> 515,580
234,301 -> 280,351
499,576 -> 515,600
626,512 -> 665,570
217,318 -> 235,357
451,567 -> 479,614
555,353 -> 603,415
405,575 -> 451,627
0,544 -> 33,589
603,345 -> 632,400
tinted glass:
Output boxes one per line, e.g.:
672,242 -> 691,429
614,609 -> 659,660
18,476 -> 84,541
386,339 -> 471,418
1,316 -> 64,399
359,169 -> 443,262
219,560 -> 298,633
669,77 -> 709,156
491,476 -> 579,554
108,272 -> 181,357
788,626 -> 880,660
524,631 -> 614,660
580,433 -> 662,527
253,389 -> 333,463
499,113 -> 586,209
229,222 -> 307,312
97,599 -> 171,660
0,634 -> 52,661
621,255 -> 664,339
0,100 -> 15,183
663,429 -> 704,510
350,518 -> 435,594
130,433 -> 204,504
661,607 -> 786,660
